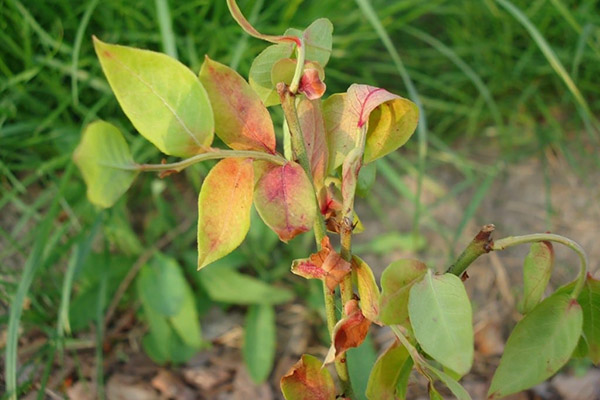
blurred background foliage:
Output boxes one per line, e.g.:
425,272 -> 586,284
1,0 -> 599,397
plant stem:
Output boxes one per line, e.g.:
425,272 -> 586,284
447,227 -> 588,299
278,85 -> 353,398
492,233 -> 588,298
289,37 -> 305,94
106,149 -> 287,173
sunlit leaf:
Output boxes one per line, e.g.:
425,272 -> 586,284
281,354 -> 336,400
249,44 -> 295,106
197,158 -> 254,269
324,300 -> 371,364
409,270 -> 473,376
93,37 -> 213,156
73,120 -> 138,208
519,241 -> 554,314
244,304 -> 276,383
199,57 -> 276,153
353,255 -> 380,323
366,340 -> 410,400
291,237 -> 351,292
379,259 -> 427,325
488,292 -> 583,398
296,97 -> 329,188
254,161 -> 316,242
323,85 -> 418,170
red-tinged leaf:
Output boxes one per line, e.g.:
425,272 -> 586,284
291,237 -> 351,292
324,300 -> 372,364
254,161 -> 316,242
226,0 -> 301,47
379,259 -> 428,325
519,241 -> 554,314
317,178 -> 364,234
299,68 -> 326,100
296,97 -> 329,188
323,85 -> 418,170
197,158 -> 254,269
280,354 -> 336,400
271,59 -> 324,88
353,256 -> 381,323
341,148 -> 361,216
199,56 -> 276,154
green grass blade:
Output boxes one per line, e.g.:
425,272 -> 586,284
354,0 -> 428,237
4,162 -> 75,400
71,0 -> 100,106
496,0 -> 599,135
154,0 -> 178,59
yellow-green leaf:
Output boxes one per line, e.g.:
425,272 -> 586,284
379,259 -> 427,325
519,241 -> 554,314
254,161 -> 316,242
93,37 -> 213,157
408,271 -> 473,376
285,18 -> 334,67
366,340 -> 411,400
488,292 -> 583,398
249,43 -> 295,107
281,354 -> 335,400
73,120 -> 138,208
197,158 -> 254,269
353,255 -> 380,323
199,57 -> 276,153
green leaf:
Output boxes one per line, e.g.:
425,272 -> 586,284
197,158 -> 254,269
249,43 -> 295,107
281,354 -> 336,400
366,340 -> 410,400
93,37 -> 213,157
137,254 -> 187,317
356,161 -> 376,198
285,18 -> 334,67
198,267 -> 293,305
254,161 -> 316,242
353,255 -> 380,323
243,304 -> 276,383
323,85 -> 418,171
199,57 -> 276,153
73,120 -> 138,208
488,292 -> 583,398
408,270 -> 473,376
578,276 -> 600,364
169,287 -> 203,348
519,241 -> 554,314
347,333 -> 378,400
379,259 -> 427,325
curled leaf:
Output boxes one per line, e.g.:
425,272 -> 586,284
324,300 -> 371,364
280,354 -> 335,400
254,161 -> 316,242
353,256 -> 381,323
299,68 -> 326,100
291,237 -> 351,292
73,120 -> 138,208
199,56 -> 276,153
197,158 -> 254,269
519,240 -> 554,314
296,97 -> 329,188
93,37 -> 214,157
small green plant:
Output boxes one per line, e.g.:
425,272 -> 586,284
68,1 -> 598,399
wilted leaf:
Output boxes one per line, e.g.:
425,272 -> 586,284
243,304 -> 276,383
409,270 -> 473,376
379,259 -> 427,325
93,37 -> 213,157
353,255 -> 380,323
323,85 -> 418,170
199,57 -> 276,153
488,292 -> 583,398
197,158 -> 254,269
296,97 -> 329,188
291,237 -> 351,292
73,120 -> 138,208
519,241 -> 554,314
198,266 -> 293,305
366,340 -> 410,400
254,161 -> 316,242
281,354 -> 336,400
250,44 -> 295,106
324,300 -> 371,364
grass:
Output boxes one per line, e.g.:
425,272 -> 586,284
1,0 -> 599,397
